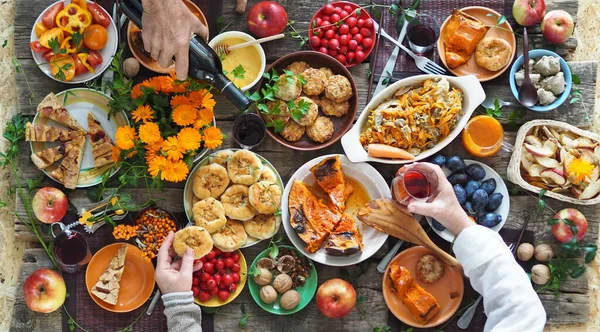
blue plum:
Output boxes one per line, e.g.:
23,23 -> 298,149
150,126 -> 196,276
447,173 -> 468,186
472,189 -> 489,211
486,193 -> 504,212
453,184 -> 467,205
465,180 -> 480,199
446,156 -> 467,173
478,213 -> 502,228
480,178 -> 497,195
466,164 -> 486,180
430,154 -> 446,168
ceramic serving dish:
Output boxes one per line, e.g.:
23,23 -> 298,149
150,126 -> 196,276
341,74 -> 485,164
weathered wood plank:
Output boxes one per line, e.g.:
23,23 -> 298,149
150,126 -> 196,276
539,293 -> 590,325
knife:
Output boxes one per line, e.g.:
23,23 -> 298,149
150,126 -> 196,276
373,17 -> 409,96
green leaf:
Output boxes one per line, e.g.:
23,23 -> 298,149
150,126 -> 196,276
582,244 -> 598,252
262,71 -> 270,80
571,74 -> 581,84
71,32 -> 83,51
238,315 -> 249,327
257,103 -> 269,113
269,243 -> 279,259
537,199 -> 546,212
585,250 -> 596,264
538,189 -> 547,199
570,266 -> 586,279
68,318 -> 75,331
409,0 -> 421,10
241,303 -> 246,315
497,15 -> 507,26
356,8 -> 363,17
248,91 -> 261,102
2,39 -> 7,48
547,218 -> 560,225
570,97 -> 580,104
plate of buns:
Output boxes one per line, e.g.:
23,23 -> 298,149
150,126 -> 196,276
437,7 -> 516,82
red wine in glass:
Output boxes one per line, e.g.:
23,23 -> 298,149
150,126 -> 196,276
54,233 -> 88,264
391,165 -> 439,205
408,25 -> 437,55
403,170 -> 431,199
233,113 -> 266,150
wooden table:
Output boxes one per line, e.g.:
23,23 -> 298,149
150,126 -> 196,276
9,0 -> 599,331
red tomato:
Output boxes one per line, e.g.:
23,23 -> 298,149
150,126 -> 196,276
209,287 -> 219,295
213,248 -> 222,256
224,258 -> 234,268
42,50 -> 55,62
336,54 -> 347,64
360,27 -> 372,38
347,51 -> 355,62
329,38 -> 340,50
338,24 -> 350,35
347,17 -> 357,27
206,250 -> 216,260
348,39 -> 358,50
87,3 -> 110,28
318,47 -> 328,54
328,49 -> 338,57
203,262 -> 214,274
232,253 -> 240,262
357,19 -> 365,28
355,50 -> 366,63
339,45 -> 348,54
353,34 -> 364,44
323,4 -> 334,15
362,37 -> 374,49
364,18 -> 374,29
213,274 -> 222,285
321,16 -> 330,23
339,34 -> 350,46
324,29 -> 335,40
30,40 -> 49,53
218,290 -> 230,301
343,5 -> 353,13
192,286 -> 200,297
314,17 -> 323,27
192,277 -> 200,286
87,50 -> 103,67
229,283 -> 237,293
214,259 -> 225,271
232,263 -> 241,273
222,274 -> 234,286
222,252 -> 232,258
206,279 -> 217,290
331,14 -> 341,23
309,36 -> 321,48
72,55 -> 88,75
199,291 -> 211,302
232,272 -> 240,284
350,26 -> 360,35
340,10 -> 349,18
41,2 -> 64,29
333,6 -> 342,15
321,21 -> 332,31
320,38 -> 328,48
201,272 -> 211,282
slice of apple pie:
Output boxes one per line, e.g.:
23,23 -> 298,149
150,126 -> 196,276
37,93 -> 85,131
30,142 -> 73,170
50,135 -> 85,189
91,244 -> 128,305
25,122 -> 83,142
87,113 -> 116,168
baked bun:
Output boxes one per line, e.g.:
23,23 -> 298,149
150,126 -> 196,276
173,226 -> 213,259
416,254 -> 445,283
244,214 -> 278,240
475,37 -> 512,72
212,219 -> 248,252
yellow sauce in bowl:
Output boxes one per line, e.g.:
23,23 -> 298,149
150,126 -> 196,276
220,37 -> 261,89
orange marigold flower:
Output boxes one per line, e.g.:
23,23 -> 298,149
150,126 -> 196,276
148,155 -> 168,179
163,159 -> 189,182
145,76 -> 167,93
162,136 -> 186,161
172,104 -> 198,126
111,146 -> 121,162
178,127 -> 202,151
193,108 -> 214,129
202,126 -> 223,149
131,81 -> 152,99
145,137 -> 164,152
131,104 -> 155,123
170,95 -> 192,109
139,122 -> 162,144
169,71 -> 189,93
189,89 -> 216,110
115,126 -> 137,150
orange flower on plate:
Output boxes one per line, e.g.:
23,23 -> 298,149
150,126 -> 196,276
172,104 -> 197,126
189,89 -> 216,110
139,122 -> 161,144
131,104 -> 155,123
170,95 -> 191,109
162,136 -> 186,161
193,108 -> 214,129
202,126 -> 223,149
148,155 -> 168,179
178,127 -> 202,151
115,126 -> 137,150
163,159 -> 189,182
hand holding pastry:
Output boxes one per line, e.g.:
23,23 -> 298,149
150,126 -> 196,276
155,231 -> 203,294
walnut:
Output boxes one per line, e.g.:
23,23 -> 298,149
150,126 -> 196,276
531,264 -> 550,285
517,243 -> 534,261
272,273 -> 292,293
280,290 -> 300,310
534,244 -> 554,262
277,255 -> 295,273
257,257 -> 275,270
253,268 -> 272,286
259,285 -> 278,304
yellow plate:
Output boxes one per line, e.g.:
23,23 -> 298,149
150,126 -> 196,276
30,88 -> 130,188
194,249 -> 247,307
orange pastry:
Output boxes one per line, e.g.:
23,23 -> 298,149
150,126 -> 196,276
443,10 -> 489,69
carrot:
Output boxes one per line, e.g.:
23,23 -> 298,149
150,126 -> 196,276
367,144 -> 416,160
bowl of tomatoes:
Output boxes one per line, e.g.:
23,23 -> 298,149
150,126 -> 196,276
192,247 -> 247,307
308,1 -> 376,67
29,0 -> 118,83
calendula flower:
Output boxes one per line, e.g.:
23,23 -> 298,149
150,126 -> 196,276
177,127 -> 202,151
170,95 -> 192,109
202,126 -> 223,149
145,76 -> 168,93
172,104 -> 198,126
148,155 -> 168,179
168,71 -> 189,93
111,146 -> 121,162
131,81 -> 152,99
189,89 -> 216,111
115,126 -> 137,150
131,104 -> 155,123
162,136 -> 186,161
193,108 -> 214,129
568,158 -> 594,184
145,137 -> 164,152
163,159 -> 189,182
139,122 -> 162,144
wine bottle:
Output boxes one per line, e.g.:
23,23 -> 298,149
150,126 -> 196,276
120,0 -> 252,111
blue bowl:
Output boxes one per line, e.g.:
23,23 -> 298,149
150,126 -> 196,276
509,49 -> 572,112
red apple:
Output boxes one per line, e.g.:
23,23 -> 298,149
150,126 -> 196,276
512,0 -> 546,26
23,268 -> 67,313
552,208 -> 588,243
246,1 -> 288,38
32,187 -> 68,224
316,278 -> 356,319
541,10 -> 574,44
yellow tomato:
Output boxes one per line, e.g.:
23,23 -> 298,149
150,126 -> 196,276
39,27 -> 64,49
83,24 -> 107,50
49,55 -> 76,81
34,22 -> 49,38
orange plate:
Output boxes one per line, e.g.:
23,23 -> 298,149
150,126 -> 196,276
85,243 -> 155,313
127,0 -> 209,74
437,6 -> 516,82
382,246 -> 464,328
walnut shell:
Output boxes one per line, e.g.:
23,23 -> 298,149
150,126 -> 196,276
277,255 -> 295,273
531,264 -> 550,285
280,290 -> 300,310
257,257 -> 275,270
259,285 -> 278,304
272,273 -> 293,293
253,268 -> 273,286
517,243 -> 534,261
534,244 -> 554,262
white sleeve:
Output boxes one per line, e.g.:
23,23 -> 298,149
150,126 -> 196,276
453,225 -> 546,332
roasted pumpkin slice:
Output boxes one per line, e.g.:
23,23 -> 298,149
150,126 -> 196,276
325,213 -> 364,256
310,156 -> 353,212
389,264 -> 440,324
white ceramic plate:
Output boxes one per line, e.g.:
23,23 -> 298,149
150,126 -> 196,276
183,149 -> 284,248
30,0 -> 118,84
341,75 -> 486,164
30,88 -> 129,188
281,154 -> 389,267
426,160 -> 510,242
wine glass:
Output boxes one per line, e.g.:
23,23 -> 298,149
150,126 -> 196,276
391,163 -> 440,205
232,113 -> 267,150
406,13 -> 441,55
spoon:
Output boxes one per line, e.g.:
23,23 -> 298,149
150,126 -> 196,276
214,33 -> 285,56
377,240 -> 404,273
517,28 -> 538,107
480,95 -> 517,110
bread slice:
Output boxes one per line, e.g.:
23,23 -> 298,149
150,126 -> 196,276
87,113 -> 116,168
50,135 -> 85,189
25,122 -> 83,142
91,244 -> 128,305
37,93 -> 85,131
30,142 -> 71,170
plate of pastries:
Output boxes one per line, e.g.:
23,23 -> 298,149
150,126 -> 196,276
383,246 -> 464,328
26,90 -> 129,189
437,7 -> 516,82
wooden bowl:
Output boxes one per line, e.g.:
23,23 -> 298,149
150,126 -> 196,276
127,0 -> 208,74
255,51 -> 358,151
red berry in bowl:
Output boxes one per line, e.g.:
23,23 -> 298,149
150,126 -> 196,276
232,253 -> 240,262
320,38 -> 328,48
229,283 -> 237,293
325,29 -> 335,40
350,26 -> 360,35
323,4 -> 334,15
318,46 -> 328,54
331,13 -> 341,23
340,10 -> 349,18
213,274 -> 222,285
314,17 -> 323,27
232,272 -> 240,283
322,16 -> 330,23
193,277 -> 200,286
222,274 -> 234,286
338,24 -> 349,35
328,49 -> 338,57
310,35 -> 321,47
362,37 -> 374,49
333,6 -> 342,15
347,51 -> 355,62
347,17 -> 357,27
218,290 -> 230,301
348,39 -> 358,50
232,262 -> 241,272
343,5 -> 353,13
364,18 -> 374,29
356,45 -> 364,52
357,18 -> 365,28
355,50 -> 366,63
199,291 -> 211,302
339,45 -> 348,54
360,27 -> 372,38
206,279 -> 217,290
336,54 -> 347,64
192,286 -> 200,297
353,34 -> 364,44
200,272 -> 210,282
209,287 -> 218,295
329,38 -> 340,50
339,34 -> 350,46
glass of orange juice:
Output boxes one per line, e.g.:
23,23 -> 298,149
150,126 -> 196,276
462,115 -> 504,157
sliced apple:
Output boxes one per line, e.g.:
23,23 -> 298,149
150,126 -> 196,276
525,141 -> 557,158
525,135 -> 543,148
540,169 -> 567,186
591,167 -> 599,182
563,153 -> 576,172
528,164 -> 546,178
549,127 -> 562,140
579,180 -> 600,200
521,150 -> 534,169
535,155 -> 560,168
580,148 -> 599,165
573,137 -> 597,149
562,135 -> 574,149
558,147 -> 568,163
570,186 -> 583,197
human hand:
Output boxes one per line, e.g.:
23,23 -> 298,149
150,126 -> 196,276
155,231 -> 203,294
141,0 -> 208,79
406,162 -> 474,237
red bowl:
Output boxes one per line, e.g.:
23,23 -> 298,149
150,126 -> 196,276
308,1 -> 376,68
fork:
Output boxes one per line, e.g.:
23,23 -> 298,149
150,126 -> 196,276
372,21 -> 446,75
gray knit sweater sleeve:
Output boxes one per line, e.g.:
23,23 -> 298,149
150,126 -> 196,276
162,291 -> 202,332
